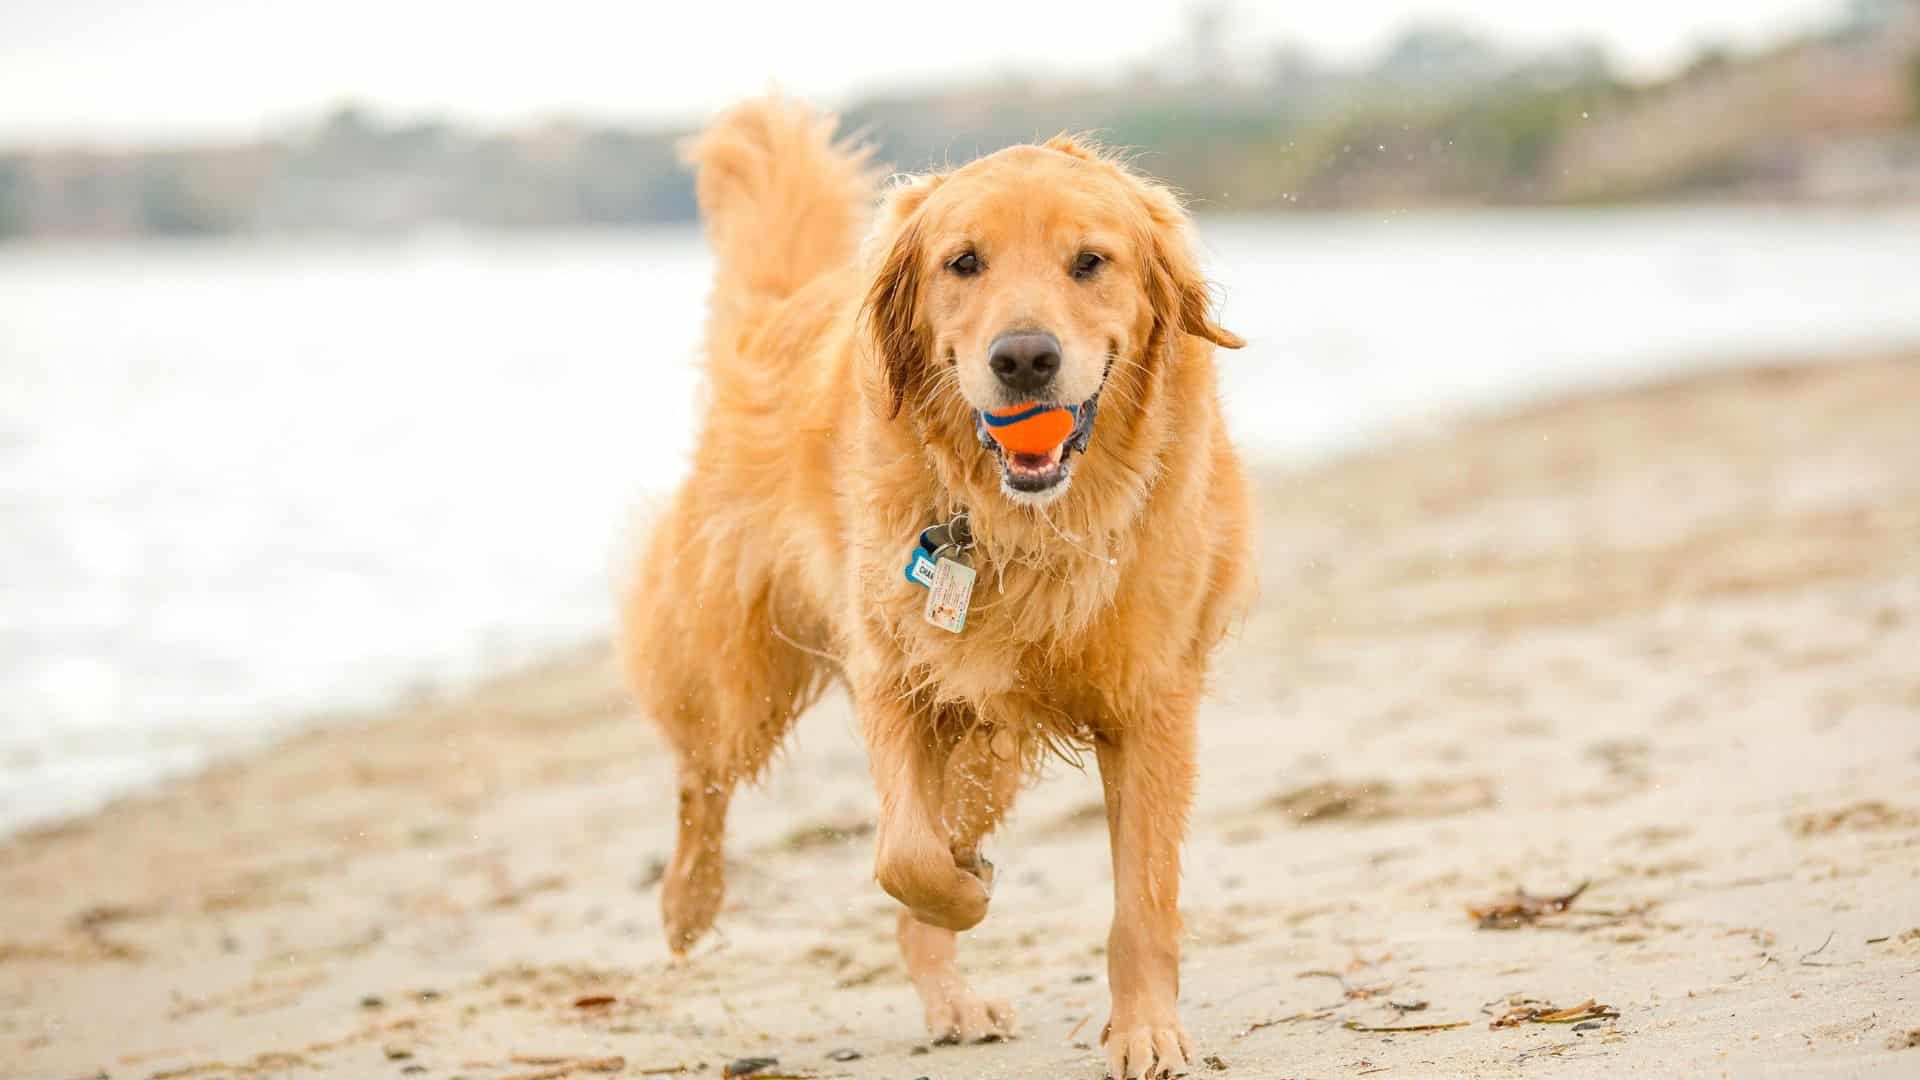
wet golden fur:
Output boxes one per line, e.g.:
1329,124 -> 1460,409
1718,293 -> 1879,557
618,97 -> 1251,1078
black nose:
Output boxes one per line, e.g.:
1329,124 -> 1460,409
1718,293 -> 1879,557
988,332 -> 1061,395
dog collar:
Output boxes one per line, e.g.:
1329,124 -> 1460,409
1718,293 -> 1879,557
905,510 -> 973,586
922,509 -> 973,562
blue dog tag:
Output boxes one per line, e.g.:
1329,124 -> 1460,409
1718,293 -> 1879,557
904,547 -> 937,588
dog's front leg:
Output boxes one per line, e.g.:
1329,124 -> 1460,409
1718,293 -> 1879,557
860,694 -> 992,932
1096,704 -> 1197,1080
879,714 -> 1029,1037
896,906 -> 1017,1043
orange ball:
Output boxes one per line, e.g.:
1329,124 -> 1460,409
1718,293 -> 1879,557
981,402 -> 1076,455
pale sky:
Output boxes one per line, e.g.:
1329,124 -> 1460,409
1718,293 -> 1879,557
0,0 -> 1845,145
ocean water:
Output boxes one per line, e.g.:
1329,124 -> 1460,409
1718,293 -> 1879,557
3,207 -> 1918,832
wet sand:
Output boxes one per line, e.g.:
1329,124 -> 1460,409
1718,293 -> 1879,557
4,352 -> 1918,1079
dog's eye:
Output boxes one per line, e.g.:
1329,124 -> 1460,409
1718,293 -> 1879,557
1072,251 -> 1104,280
947,252 -> 981,276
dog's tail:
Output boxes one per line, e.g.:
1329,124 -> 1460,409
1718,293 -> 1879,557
682,96 -> 875,351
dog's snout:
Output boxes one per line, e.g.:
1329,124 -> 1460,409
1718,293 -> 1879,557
988,332 -> 1061,395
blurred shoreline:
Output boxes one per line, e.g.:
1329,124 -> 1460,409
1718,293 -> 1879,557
4,349 -> 1917,1076
5,209 -> 1920,836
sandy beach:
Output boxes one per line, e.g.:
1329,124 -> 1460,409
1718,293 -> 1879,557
4,352 -> 1917,1080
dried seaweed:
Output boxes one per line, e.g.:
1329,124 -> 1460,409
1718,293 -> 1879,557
1467,881 -> 1590,929
1238,1010 -> 1335,1037
1298,969 -> 1393,1001
1489,999 -> 1619,1029
498,1057 -> 627,1080
1799,930 -> 1837,966
1342,1019 -> 1471,1033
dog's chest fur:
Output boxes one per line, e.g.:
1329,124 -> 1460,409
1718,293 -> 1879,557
859,511 -> 1203,739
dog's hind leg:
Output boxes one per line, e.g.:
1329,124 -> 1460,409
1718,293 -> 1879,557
660,753 -> 731,957
649,592 -> 824,957
659,683 -> 808,954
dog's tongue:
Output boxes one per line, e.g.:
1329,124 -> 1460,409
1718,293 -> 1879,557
982,402 -> 1076,457
1007,442 -> 1067,474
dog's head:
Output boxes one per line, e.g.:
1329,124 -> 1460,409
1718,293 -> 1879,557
863,137 -> 1241,507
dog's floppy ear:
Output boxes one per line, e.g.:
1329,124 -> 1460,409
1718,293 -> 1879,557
1137,183 -> 1243,352
862,174 -> 944,418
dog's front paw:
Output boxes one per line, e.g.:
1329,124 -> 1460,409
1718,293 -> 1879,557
875,841 -> 991,932
923,983 -> 1018,1045
1102,1012 -> 1193,1079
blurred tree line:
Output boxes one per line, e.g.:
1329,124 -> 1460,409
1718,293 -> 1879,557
1,3 -> 1916,240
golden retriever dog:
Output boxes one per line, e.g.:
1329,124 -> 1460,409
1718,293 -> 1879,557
619,96 -> 1250,1079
